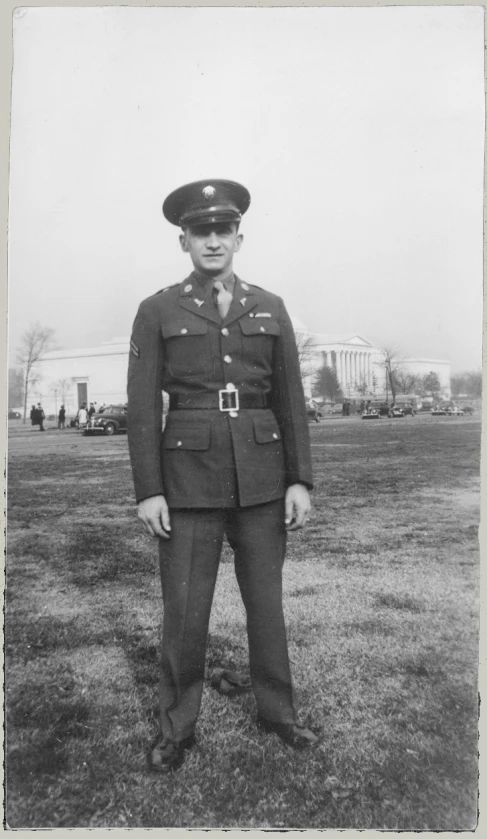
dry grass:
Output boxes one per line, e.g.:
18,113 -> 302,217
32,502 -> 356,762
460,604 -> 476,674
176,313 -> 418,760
5,416 -> 479,828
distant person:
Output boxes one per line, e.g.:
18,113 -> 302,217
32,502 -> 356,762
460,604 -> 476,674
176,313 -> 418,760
58,405 -> 66,429
30,404 -> 37,426
88,403 -> 96,418
78,404 -> 88,428
37,403 -> 46,432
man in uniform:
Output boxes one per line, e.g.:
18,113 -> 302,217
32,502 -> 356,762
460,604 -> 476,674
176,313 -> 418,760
127,179 -> 319,773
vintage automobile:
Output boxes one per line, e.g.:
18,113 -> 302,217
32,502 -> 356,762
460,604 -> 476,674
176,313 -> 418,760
462,406 -> 474,415
306,402 -> 323,422
84,405 -> 128,436
8,410 -> 21,419
431,404 -> 464,417
362,409 -> 380,420
390,407 -> 405,418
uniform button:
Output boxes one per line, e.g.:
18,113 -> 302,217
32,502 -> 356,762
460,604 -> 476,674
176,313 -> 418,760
184,284 -> 192,292
249,313 -> 254,318
272,433 -> 278,439
229,411 -> 238,418
260,326 -> 266,333
180,328 -> 188,334
221,327 -> 229,336
177,441 -> 182,446
223,355 -> 232,363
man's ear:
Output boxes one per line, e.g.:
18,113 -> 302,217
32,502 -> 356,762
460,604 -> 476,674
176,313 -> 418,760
234,233 -> 244,253
179,231 -> 189,252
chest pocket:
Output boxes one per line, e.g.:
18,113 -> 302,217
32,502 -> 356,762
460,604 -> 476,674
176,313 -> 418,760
239,318 -> 280,338
237,316 -> 280,373
161,319 -> 209,379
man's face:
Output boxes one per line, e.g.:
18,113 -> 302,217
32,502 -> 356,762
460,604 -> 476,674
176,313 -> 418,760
179,222 -> 243,277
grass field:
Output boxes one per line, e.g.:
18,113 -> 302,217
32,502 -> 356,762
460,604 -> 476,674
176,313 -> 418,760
6,414 -> 480,828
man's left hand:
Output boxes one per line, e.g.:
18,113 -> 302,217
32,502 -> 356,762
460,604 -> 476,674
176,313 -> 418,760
285,484 -> 311,531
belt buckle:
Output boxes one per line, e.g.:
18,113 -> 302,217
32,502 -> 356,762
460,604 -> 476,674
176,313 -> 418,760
219,386 -> 239,412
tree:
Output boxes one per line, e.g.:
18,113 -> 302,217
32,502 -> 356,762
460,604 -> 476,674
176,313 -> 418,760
464,371 -> 482,398
451,373 -> 466,397
52,377 -> 73,408
16,323 -> 56,423
451,371 -> 482,399
8,367 -> 24,409
354,373 -> 371,396
294,331 -> 316,382
381,345 -> 402,404
393,370 -> 421,396
313,364 -> 342,403
421,371 -> 442,399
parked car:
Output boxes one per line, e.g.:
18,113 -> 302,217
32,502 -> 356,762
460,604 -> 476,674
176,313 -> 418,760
306,402 -> 322,422
8,410 -> 21,419
390,407 -> 405,418
84,405 -> 128,435
362,409 -> 380,420
463,406 -> 474,415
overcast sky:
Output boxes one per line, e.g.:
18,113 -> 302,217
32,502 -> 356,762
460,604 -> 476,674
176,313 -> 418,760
9,5 -> 484,372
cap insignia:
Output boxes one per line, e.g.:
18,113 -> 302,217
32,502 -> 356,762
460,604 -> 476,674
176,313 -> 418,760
202,185 -> 216,199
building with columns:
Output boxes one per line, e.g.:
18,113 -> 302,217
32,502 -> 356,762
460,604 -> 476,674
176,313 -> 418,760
310,333 -> 377,397
300,331 -> 450,401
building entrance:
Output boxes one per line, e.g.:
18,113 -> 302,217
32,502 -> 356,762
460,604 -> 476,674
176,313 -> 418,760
77,382 -> 88,408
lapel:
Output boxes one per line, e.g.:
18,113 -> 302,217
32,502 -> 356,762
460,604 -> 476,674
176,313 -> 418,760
222,275 -> 258,326
177,274 -> 221,325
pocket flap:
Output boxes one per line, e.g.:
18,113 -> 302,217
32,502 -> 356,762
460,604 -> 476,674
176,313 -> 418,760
162,423 -> 211,450
253,414 -> 282,444
240,318 -> 280,337
162,319 -> 208,339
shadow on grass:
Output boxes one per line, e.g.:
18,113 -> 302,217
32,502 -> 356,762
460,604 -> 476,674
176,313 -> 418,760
7,663 -> 90,799
67,522 -> 153,586
6,615 -> 120,662
374,593 -> 424,612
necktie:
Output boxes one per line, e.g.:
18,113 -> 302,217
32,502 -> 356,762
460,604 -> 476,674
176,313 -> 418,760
213,281 -> 233,319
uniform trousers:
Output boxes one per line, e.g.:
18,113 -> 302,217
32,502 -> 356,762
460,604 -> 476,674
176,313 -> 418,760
158,498 -> 296,742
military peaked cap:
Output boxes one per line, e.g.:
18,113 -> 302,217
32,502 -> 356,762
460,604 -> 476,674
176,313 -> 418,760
162,179 -> 251,227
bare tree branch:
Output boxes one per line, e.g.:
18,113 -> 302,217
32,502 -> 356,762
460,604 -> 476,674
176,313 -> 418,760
16,323 -> 56,423
294,331 -> 316,382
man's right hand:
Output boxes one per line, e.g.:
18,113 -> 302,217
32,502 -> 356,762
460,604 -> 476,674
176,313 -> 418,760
137,495 -> 171,539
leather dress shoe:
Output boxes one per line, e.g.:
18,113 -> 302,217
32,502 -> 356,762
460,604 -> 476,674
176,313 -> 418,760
148,733 -> 196,773
256,717 -> 321,749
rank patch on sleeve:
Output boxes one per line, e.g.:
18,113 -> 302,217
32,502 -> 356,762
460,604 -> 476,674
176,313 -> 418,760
130,339 -> 140,357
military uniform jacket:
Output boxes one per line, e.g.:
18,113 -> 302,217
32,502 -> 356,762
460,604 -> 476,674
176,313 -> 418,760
127,273 -> 313,508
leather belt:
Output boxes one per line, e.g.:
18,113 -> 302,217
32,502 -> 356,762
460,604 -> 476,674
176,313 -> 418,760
169,391 -> 269,411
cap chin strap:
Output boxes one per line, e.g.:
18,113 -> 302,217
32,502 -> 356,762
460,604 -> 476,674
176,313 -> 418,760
179,206 -> 242,227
